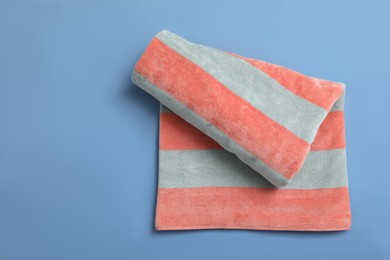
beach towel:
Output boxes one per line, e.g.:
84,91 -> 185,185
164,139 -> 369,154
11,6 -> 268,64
131,30 -> 351,231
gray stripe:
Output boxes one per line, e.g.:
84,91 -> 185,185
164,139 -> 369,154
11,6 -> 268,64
160,104 -> 173,113
330,90 -> 345,112
156,30 -> 328,143
158,149 -> 348,189
132,70 -> 290,187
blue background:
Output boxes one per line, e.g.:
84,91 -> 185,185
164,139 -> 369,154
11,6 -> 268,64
1,0 -> 389,259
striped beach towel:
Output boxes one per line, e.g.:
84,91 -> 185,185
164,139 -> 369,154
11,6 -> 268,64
131,30 -> 351,231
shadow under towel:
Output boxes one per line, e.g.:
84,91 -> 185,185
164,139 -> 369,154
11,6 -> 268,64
131,30 -> 351,231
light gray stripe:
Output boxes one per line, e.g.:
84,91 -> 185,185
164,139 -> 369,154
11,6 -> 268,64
330,90 -> 345,112
132,70 -> 290,187
160,104 -> 172,113
156,30 -> 328,143
158,149 -> 348,189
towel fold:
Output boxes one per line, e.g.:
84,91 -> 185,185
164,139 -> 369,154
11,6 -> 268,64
131,30 -> 351,231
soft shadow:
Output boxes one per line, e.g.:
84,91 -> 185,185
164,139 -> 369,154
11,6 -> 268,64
151,227 -> 348,238
122,79 -> 159,118
122,71 -> 160,234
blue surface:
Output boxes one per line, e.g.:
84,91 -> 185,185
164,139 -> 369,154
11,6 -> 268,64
1,0 -> 389,259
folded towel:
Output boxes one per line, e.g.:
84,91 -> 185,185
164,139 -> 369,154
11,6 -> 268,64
131,30 -> 351,231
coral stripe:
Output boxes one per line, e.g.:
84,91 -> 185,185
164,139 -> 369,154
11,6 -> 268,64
135,38 -> 310,179
311,111 -> 346,151
160,111 -> 345,152
230,53 -> 344,111
160,113 -> 221,150
156,187 -> 351,231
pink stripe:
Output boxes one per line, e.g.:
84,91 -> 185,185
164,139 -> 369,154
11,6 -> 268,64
156,187 -> 351,231
160,112 -> 221,150
311,111 -> 346,151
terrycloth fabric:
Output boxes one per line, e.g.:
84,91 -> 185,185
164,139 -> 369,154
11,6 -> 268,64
131,30 -> 351,231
